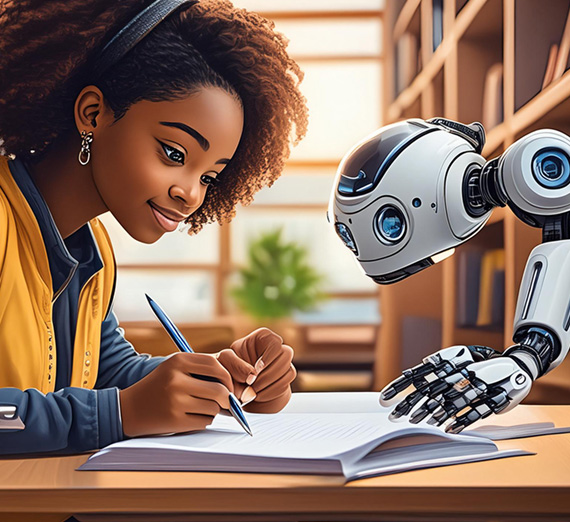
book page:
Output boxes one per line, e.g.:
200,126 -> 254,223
98,404 -> 490,464
108,412 -> 398,460
280,392 -> 390,414
282,393 -> 570,441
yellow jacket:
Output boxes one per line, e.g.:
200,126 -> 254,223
0,155 -> 116,392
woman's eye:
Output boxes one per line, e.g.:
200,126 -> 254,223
160,142 -> 185,164
200,174 -> 219,187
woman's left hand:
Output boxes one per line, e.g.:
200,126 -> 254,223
215,327 -> 296,413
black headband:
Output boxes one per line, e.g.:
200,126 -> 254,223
92,0 -> 198,79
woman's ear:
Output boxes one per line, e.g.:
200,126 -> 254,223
74,85 -> 112,133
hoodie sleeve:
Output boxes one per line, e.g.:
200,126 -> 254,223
0,311 -> 165,456
95,309 -> 166,390
0,385 -> 122,455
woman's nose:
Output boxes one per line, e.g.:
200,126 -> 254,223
169,176 -> 203,208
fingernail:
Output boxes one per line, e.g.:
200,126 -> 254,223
246,373 -> 257,385
445,423 -> 463,434
410,409 -> 428,424
254,358 -> 265,373
388,410 -> 402,421
240,386 -> 257,406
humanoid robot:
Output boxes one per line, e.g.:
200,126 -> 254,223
329,117 -> 570,433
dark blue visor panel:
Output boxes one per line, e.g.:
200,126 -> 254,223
338,121 -> 435,196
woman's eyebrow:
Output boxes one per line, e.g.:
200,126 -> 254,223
159,121 -> 210,151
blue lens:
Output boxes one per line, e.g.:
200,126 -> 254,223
376,206 -> 406,243
335,222 -> 358,255
532,148 -> 570,189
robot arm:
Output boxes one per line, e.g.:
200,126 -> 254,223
329,118 -> 570,431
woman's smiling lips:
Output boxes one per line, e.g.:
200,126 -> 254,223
148,202 -> 188,232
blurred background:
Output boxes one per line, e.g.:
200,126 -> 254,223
103,0 -> 570,402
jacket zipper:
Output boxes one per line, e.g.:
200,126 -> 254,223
52,263 -> 78,304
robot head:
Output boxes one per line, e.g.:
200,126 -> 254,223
329,118 -> 491,284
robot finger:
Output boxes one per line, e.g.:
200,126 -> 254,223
399,369 -> 473,424
387,378 -> 447,416
444,385 -> 512,433
380,375 -> 414,403
380,362 -> 435,402
389,389 -> 427,420
484,388 -> 510,414
444,399 -> 496,434
425,372 -> 488,425
403,374 -> 456,413
409,395 -> 444,424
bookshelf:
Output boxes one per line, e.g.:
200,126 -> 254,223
379,0 -> 570,404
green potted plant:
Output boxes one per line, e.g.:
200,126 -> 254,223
231,228 -> 326,346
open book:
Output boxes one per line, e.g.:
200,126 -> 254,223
79,392 -> 566,480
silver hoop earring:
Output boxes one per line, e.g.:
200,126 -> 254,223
78,130 -> 94,166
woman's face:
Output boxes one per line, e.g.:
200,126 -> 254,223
91,86 -> 244,243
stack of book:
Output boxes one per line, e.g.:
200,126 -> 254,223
456,248 -> 505,329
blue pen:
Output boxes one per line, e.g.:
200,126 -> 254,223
145,294 -> 253,436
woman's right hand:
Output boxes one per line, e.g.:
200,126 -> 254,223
118,352 -> 234,438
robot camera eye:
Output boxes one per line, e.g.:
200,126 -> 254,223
335,222 -> 358,255
375,205 -> 406,244
532,148 -> 570,189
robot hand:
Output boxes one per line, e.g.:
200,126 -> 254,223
380,345 -> 532,433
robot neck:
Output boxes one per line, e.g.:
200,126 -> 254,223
466,157 -> 570,242
463,158 -> 507,217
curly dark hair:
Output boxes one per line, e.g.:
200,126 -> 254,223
0,0 -> 308,233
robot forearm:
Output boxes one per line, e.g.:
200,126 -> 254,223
505,240 -> 570,379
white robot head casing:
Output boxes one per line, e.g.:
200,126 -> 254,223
329,118 -> 490,284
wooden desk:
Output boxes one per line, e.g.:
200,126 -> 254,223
1,406 -> 570,522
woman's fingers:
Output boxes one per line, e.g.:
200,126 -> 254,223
247,345 -> 295,392
184,374 -> 232,410
228,329 -> 296,411
181,395 -> 222,417
180,414 -> 218,433
244,387 -> 292,414
216,348 -> 256,384
249,327 -> 286,370
230,327 -> 284,370
253,363 -> 297,402
174,352 -> 234,393
239,361 -> 296,407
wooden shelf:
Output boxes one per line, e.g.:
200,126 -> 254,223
393,0 -> 422,40
512,71 -> 570,137
483,122 -> 506,156
387,45 -> 446,120
379,0 -> 570,403
486,206 -> 506,225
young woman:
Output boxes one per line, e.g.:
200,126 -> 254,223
0,0 -> 308,454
